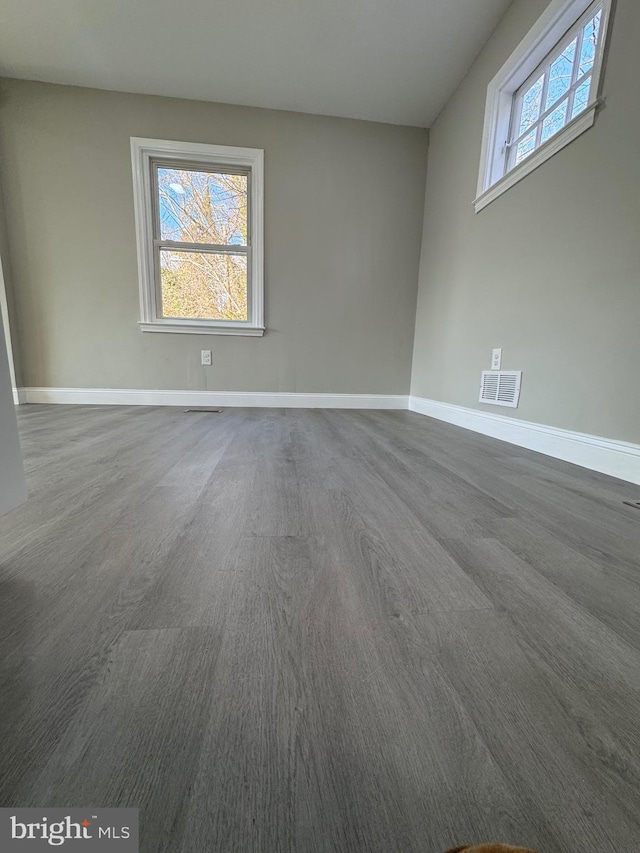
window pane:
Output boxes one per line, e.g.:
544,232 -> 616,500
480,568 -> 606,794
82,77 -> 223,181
545,38 -> 577,110
157,168 -> 248,246
541,100 -> 569,143
579,11 -> 602,77
515,130 -> 537,165
518,75 -> 544,136
160,250 -> 248,321
571,75 -> 592,118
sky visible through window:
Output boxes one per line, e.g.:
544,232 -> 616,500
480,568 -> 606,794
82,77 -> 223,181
511,7 -> 602,168
155,166 -> 249,321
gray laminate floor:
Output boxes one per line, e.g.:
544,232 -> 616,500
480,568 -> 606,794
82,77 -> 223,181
1,405 -> 640,853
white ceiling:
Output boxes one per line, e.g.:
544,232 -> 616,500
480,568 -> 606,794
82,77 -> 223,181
0,0 -> 513,127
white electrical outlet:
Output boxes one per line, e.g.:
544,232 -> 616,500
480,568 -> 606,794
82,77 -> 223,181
491,348 -> 502,370
201,350 -> 212,366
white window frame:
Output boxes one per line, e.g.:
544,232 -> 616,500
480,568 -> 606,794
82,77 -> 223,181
474,0 -> 612,213
131,137 -> 264,336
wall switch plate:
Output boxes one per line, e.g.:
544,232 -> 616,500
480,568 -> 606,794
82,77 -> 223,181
201,350 -> 212,366
491,348 -> 502,370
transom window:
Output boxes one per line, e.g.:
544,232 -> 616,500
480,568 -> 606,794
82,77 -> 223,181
508,3 -> 604,170
131,139 -> 264,336
475,0 -> 613,212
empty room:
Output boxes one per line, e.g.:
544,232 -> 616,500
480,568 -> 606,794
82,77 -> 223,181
0,0 -> 639,850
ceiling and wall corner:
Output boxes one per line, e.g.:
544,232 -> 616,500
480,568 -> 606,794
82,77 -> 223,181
0,0 -> 513,128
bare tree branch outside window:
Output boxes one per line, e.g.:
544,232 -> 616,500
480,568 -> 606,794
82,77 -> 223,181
156,167 -> 249,321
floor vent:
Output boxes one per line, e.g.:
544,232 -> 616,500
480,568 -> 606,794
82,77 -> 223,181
479,370 -> 522,408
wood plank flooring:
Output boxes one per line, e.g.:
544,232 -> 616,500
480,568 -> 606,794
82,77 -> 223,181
1,405 -> 640,852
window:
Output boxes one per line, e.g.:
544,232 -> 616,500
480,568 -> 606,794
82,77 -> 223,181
131,138 -> 264,335
475,0 -> 612,212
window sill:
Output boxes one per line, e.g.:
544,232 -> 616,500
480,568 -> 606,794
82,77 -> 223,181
474,102 -> 597,213
139,321 -> 265,337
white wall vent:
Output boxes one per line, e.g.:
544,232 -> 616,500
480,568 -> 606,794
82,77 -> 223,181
479,370 -> 522,408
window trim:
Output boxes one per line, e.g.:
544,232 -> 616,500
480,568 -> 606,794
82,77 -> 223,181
130,137 -> 264,336
474,0 -> 612,213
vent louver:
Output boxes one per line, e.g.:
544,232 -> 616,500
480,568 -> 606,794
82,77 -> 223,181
480,370 -> 522,408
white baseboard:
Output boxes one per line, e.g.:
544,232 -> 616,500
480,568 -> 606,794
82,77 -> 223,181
21,387 -> 408,410
409,395 -> 640,486
16,386 -> 639,484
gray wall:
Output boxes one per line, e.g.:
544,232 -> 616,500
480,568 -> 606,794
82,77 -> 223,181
410,0 -> 640,444
0,80 -> 428,394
